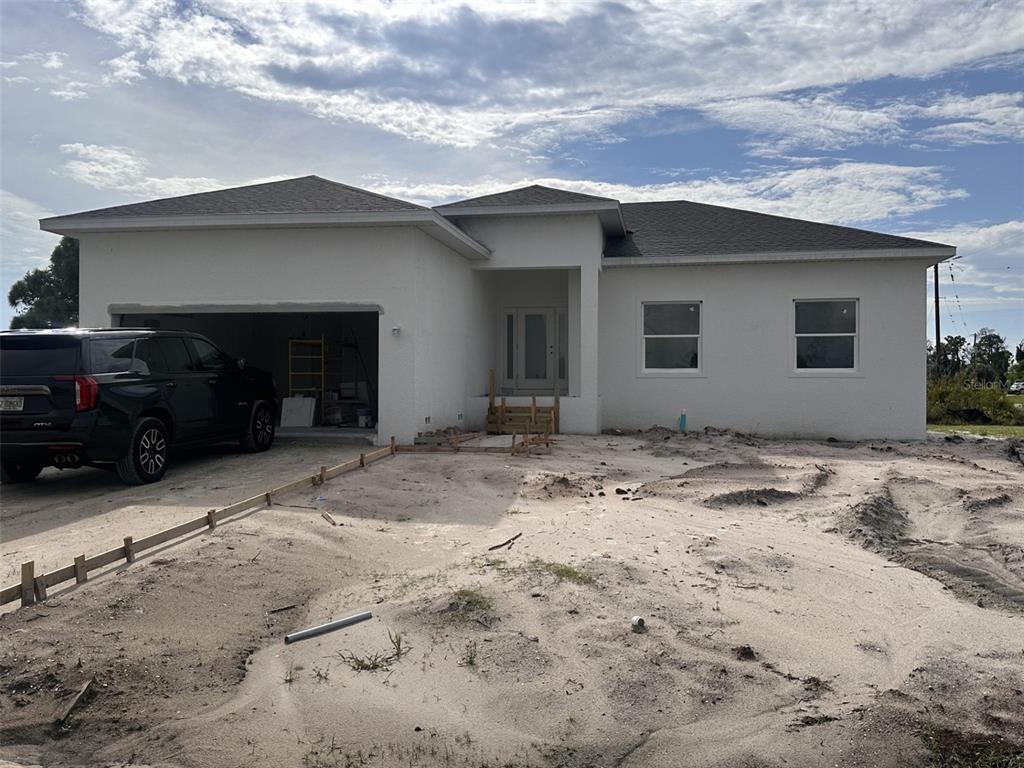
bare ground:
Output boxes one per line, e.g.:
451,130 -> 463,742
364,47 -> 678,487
1,430 -> 1022,767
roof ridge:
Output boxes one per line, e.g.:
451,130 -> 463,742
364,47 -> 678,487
307,175 -> 426,210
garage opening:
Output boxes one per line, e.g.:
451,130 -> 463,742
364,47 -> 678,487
116,311 -> 378,435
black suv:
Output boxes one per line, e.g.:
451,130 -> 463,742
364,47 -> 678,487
0,329 -> 277,485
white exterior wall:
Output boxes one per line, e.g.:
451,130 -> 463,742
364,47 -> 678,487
600,258 -> 931,440
77,226 -> 479,445
411,232 -> 490,433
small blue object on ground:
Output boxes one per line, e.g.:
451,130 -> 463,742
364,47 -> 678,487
678,413 -> 687,433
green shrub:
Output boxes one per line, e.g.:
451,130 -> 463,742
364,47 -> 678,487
927,378 -> 1023,426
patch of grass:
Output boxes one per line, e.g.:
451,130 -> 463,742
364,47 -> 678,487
459,641 -> 478,667
923,728 -> 1024,768
535,560 -> 595,585
337,629 -> 410,672
928,423 -> 1024,437
450,587 -> 495,614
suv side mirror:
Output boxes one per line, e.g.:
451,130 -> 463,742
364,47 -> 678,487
236,358 -> 246,370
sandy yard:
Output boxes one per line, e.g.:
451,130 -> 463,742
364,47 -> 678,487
0,430 -> 1022,768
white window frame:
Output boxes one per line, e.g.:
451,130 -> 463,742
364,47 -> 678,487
637,300 -> 705,378
791,298 -> 862,377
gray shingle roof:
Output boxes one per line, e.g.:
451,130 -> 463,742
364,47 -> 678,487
53,176 -> 424,220
605,200 -> 952,257
438,184 -> 617,209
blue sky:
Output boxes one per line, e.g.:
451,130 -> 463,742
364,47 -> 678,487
1,0 -> 1022,348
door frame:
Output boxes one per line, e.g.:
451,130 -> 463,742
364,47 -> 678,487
499,305 -> 567,394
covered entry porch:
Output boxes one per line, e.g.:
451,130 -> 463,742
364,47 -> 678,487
468,265 -> 600,435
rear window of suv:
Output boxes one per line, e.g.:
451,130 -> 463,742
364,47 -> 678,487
89,338 -> 136,373
0,334 -> 83,375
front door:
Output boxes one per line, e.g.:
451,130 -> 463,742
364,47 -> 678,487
502,308 -> 557,392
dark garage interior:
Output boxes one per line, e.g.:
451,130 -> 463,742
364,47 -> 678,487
116,311 -> 379,430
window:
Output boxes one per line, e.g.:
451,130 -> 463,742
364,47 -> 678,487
190,338 -> 229,371
133,338 -> 168,374
642,301 -> 701,370
156,337 -> 195,373
794,299 -> 857,370
89,339 -> 135,374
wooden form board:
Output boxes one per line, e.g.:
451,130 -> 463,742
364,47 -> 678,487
1,442 -> 397,607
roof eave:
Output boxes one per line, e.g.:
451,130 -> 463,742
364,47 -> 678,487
40,209 -> 491,260
602,245 -> 956,267
436,201 -> 627,236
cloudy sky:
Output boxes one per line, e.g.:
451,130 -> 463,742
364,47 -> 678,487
1,0 -> 1022,346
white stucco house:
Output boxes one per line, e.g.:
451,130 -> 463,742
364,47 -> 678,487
40,176 -> 955,444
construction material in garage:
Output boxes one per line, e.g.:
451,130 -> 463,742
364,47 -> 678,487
288,334 -> 376,427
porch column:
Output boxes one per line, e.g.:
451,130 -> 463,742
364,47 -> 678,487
577,262 -> 601,433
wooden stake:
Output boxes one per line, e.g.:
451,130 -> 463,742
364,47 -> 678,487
389,436 -> 396,455
531,395 -> 537,430
359,452 -> 366,467
56,678 -> 93,725
206,509 -> 217,529
265,491 -> 273,507
74,555 -> 87,584
319,466 -> 327,484
20,562 -> 34,607
488,368 -> 496,411
123,536 -> 135,564
34,578 -> 48,602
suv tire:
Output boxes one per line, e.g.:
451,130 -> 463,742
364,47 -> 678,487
116,417 -> 170,485
241,401 -> 275,453
1,460 -> 43,483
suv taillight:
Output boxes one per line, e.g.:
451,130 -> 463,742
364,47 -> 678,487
56,375 -> 99,411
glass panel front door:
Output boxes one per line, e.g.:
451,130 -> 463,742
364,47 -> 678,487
501,307 -> 558,392
519,309 -> 555,389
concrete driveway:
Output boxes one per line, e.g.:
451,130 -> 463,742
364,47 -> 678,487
0,438 -> 364,591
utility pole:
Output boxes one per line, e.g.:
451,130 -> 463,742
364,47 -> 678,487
933,264 -> 941,378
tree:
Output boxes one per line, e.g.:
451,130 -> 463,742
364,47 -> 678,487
7,237 -> 79,329
967,328 -> 1011,384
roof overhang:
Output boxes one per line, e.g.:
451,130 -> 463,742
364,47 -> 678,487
435,201 -> 627,237
39,210 -> 491,261
602,245 -> 956,268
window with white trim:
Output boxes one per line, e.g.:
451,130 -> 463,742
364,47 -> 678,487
642,301 -> 701,370
794,299 -> 857,369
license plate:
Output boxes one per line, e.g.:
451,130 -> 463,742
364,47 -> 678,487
0,396 -> 24,412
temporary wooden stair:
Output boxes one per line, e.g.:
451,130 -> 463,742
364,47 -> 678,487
485,369 -> 560,435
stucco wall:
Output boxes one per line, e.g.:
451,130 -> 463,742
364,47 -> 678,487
411,231 -> 490,434
78,226 -> 478,444
599,258 -> 931,440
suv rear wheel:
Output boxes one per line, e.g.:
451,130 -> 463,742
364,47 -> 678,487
116,417 -> 170,485
1,460 -> 43,483
241,401 -> 275,453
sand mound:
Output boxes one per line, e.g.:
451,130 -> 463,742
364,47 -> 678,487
706,487 -> 802,507
520,471 -> 606,500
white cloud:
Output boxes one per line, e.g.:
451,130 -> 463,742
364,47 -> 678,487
59,143 -> 225,197
102,52 -> 144,84
370,161 -> 968,225
49,81 -> 91,101
913,92 -> 1024,144
17,51 -> 66,69
58,143 -> 291,199
0,190 -> 59,279
912,221 -> 1024,317
699,90 -> 1024,155
73,0 -> 1024,148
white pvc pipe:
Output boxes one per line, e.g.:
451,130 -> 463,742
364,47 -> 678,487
284,611 -> 373,644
